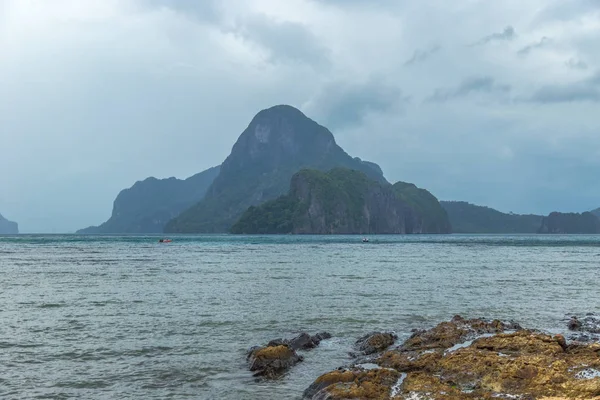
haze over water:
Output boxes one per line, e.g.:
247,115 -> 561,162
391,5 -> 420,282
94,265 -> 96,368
1,234 -> 599,399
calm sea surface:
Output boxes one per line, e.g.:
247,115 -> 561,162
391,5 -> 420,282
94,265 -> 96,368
1,234 -> 599,399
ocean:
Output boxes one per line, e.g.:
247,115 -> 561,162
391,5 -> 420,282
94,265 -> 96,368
1,234 -> 599,399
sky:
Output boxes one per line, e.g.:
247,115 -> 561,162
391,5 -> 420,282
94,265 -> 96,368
1,0 -> 599,233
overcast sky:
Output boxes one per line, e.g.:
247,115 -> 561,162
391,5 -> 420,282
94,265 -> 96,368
1,0 -> 599,232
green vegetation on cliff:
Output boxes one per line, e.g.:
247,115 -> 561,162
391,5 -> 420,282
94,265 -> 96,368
440,201 -> 542,233
165,105 -> 387,233
538,211 -> 600,234
230,196 -> 303,234
231,168 -> 450,234
393,182 -> 451,234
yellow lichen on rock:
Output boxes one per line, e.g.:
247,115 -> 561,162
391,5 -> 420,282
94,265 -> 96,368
326,369 -> 400,399
305,317 -> 600,400
253,345 -> 293,360
314,370 -> 355,384
378,349 -> 442,372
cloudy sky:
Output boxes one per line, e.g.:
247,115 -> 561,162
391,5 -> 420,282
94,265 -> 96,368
1,0 -> 599,232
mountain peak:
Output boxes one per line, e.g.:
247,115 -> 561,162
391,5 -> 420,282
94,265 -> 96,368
165,105 -> 386,233
254,104 -> 307,119
222,104 -> 338,175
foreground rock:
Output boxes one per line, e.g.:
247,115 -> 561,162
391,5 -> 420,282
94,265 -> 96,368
568,314 -> 600,333
567,314 -> 600,344
304,368 -> 401,400
247,345 -> 303,378
248,332 -> 331,378
269,332 -> 332,351
304,316 -> 600,399
355,332 -> 398,355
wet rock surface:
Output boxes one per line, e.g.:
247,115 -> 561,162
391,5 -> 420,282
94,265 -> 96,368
399,315 -> 521,353
248,332 -> 331,378
566,314 -> 600,344
268,332 -> 332,351
304,368 -> 401,400
247,345 -> 303,378
355,332 -> 398,355
304,316 -> 600,399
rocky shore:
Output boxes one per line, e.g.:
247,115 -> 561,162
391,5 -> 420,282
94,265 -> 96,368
247,332 -> 332,378
248,315 -> 600,399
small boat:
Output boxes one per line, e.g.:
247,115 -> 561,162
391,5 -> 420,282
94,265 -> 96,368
362,238 -> 369,243
159,239 -> 172,243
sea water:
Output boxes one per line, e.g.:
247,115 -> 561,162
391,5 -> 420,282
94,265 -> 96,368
1,234 -> 599,399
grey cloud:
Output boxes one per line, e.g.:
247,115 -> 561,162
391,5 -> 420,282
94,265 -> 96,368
428,76 -> 511,103
312,0 -> 394,7
143,0 -> 220,21
517,37 -> 552,56
404,45 -> 441,66
537,0 -> 600,22
473,26 -> 516,46
566,58 -> 589,70
3,0 -> 600,232
530,72 -> 600,103
305,78 -> 408,129
589,72 -> 600,85
531,86 -> 600,103
232,15 -> 330,67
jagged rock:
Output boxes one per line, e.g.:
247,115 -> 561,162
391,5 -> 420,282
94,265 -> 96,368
399,315 -> 520,353
569,316 -> 583,331
289,332 -> 330,350
303,368 -> 400,400
566,314 -> 600,344
568,314 -> 600,334
248,331 -> 331,378
305,317 -> 600,399
267,332 -> 332,351
247,345 -> 303,378
355,332 -> 398,355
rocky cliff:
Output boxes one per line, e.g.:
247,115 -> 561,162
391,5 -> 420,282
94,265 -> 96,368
78,166 -> 220,234
165,105 -> 387,233
393,182 -> 451,234
441,201 -> 542,233
538,211 -> 600,234
0,213 -> 18,234
231,168 -> 451,234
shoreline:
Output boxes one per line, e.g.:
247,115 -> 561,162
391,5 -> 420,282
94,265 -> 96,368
248,315 -> 600,399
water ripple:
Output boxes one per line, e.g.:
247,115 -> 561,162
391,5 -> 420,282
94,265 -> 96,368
1,234 -> 600,399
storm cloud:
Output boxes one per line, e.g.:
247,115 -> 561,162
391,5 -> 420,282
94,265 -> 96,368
566,58 -> 588,70
404,45 -> 441,66
428,77 -> 511,103
231,14 -> 331,67
517,37 -> 552,56
473,26 -> 516,46
303,77 -> 409,129
1,0 -> 600,232
530,72 -> 600,103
